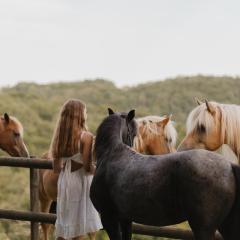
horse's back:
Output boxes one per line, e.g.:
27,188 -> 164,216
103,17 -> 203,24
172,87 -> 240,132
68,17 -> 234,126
103,149 -> 236,226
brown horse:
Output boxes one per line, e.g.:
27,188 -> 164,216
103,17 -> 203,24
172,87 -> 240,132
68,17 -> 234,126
178,99 -> 240,162
134,115 -> 177,154
39,115 -> 177,239
39,152 -> 59,240
0,113 -> 29,157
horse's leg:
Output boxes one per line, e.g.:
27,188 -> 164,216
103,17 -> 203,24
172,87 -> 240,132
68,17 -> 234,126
120,220 -> 132,240
39,198 -> 52,240
101,212 -> 121,240
88,232 -> 97,240
72,236 -> 85,240
191,227 -> 216,240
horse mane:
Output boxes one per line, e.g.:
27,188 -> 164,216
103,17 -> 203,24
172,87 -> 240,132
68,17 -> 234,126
187,101 -> 240,159
134,116 -> 177,151
95,114 -> 125,164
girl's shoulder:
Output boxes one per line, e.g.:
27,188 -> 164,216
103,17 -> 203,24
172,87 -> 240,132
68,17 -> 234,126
81,131 -> 94,144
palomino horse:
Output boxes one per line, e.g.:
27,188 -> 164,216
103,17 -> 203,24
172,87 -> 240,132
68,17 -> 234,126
39,114 -> 177,240
178,99 -> 240,162
134,115 -> 177,154
0,113 -> 29,157
90,109 -> 240,240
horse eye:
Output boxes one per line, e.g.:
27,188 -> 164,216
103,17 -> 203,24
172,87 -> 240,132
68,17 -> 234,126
197,124 -> 206,134
14,132 -> 20,137
165,138 -> 172,143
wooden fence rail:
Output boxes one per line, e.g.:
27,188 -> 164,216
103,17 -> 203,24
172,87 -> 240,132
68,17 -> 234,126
0,157 -> 223,240
0,157 -> 52,169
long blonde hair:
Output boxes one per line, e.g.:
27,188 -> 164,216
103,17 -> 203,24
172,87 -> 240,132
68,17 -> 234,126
50,99 -> 87,159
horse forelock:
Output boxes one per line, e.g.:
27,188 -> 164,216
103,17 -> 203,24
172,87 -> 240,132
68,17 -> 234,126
186,102 -> 217,136
136,116 -> 177,147
187,102 -> 240,158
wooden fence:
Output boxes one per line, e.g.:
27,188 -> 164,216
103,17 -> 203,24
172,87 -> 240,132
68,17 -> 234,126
0,157 -> 223,240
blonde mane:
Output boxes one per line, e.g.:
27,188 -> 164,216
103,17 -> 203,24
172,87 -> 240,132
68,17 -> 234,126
134,115 -> 177,152
187,101 -> 240,159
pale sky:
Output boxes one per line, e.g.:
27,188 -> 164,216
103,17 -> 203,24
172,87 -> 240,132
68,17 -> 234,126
0,0 -> 240,87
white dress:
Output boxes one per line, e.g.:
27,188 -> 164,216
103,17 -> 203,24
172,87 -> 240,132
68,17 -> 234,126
55,152 -> 102,239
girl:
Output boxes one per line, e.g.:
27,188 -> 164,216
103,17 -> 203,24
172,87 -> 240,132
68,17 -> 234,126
51,99 -> 102,240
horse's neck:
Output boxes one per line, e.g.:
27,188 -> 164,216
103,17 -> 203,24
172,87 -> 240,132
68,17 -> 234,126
96,124 -> 123,160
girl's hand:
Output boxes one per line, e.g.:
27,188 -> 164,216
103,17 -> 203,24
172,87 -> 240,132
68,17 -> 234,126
53,161 -> 62,173
89,164 -> 96,175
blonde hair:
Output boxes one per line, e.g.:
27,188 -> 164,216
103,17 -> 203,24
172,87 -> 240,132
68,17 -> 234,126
50,99 -> 87,159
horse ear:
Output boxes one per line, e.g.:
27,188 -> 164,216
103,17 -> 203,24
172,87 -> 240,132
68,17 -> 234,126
159,115 -> 171,128
127,110 -> 135,122
108,108 -> 114,115
205,100 -> 216,114
195,97 -> 203,105
4,113 -> 10,124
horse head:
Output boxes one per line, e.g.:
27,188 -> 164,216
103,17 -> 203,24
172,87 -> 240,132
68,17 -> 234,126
135,115 -> 177,154
0,113 -> 29,157
108,108 -> 137,147
178,99 -> 223,152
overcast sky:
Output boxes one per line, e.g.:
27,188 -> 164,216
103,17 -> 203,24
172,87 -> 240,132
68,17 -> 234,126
0,0 -> 240,87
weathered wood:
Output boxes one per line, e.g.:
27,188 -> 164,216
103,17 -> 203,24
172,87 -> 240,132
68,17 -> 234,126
0,157 -> 52,169
0,209 -> 223,240
0,209 -> 56,223
30,167 -> 40,240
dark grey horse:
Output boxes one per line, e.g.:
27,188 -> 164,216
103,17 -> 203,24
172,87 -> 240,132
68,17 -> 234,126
90,109 -> 240,240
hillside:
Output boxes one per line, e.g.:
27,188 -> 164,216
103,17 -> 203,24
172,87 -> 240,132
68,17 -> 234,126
1,75 -> 240,157
0,75 -> 239,239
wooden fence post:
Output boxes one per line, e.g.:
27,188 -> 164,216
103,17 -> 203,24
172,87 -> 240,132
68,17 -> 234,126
30,166 -> 40,240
